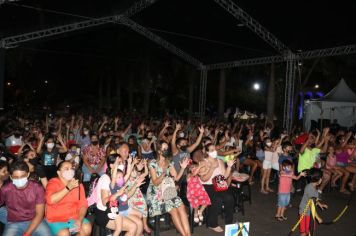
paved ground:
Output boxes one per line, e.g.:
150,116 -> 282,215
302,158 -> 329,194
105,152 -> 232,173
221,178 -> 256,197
159,184 -> 356,236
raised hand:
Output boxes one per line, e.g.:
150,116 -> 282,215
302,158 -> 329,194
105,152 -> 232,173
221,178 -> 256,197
66,178 -> 79,190
180,158 -> 190,169
227,159 -> 236,168
175,123 -> 182,131
198,125 -> 205,134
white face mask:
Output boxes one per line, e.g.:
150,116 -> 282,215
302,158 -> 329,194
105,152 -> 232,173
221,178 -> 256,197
178,132 -> 185,138
83,130 -> 89,135
62,169 -> 75,181
208,150 -> 217,158
118,164 -> 125,172
266,142 -> 272,147
12,177 -> 28,188
47,143 -> 55,149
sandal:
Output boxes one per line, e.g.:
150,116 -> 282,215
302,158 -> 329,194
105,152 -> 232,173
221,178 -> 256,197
281,216 -> 288,221
194,214 -> 199,223
267,188 -> 274,193
198,211 -> 204,221
340,189 -> 351,195
209,226 -> 224,232
261,190 -> 268,194
275,216 -> 283,222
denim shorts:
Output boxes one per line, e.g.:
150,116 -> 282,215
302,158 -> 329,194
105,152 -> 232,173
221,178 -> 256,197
119,209 -> 130,217
336,162 -> 347,167
278,193 -> 290,207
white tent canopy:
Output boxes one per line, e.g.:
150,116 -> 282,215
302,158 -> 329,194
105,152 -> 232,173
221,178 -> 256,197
304,79 -> 356,131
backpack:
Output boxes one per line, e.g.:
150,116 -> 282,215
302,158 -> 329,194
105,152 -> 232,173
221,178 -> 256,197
160,177 -> 177,201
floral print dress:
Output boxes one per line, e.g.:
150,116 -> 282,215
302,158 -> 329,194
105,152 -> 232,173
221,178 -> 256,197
127,172 -> 148,217
187,176 -> 211,208
146,160 -> 183,217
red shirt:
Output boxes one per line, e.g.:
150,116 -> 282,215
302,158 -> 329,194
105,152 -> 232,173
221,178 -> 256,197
279,172 -> 293,194
45,178 -> 87,222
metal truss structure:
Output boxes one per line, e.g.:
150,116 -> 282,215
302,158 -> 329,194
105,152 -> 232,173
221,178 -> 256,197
206,55 -> 284,70
0,0 -> 160,48
283,54 -> 297,132
213,0 -> 289,54
199,68 -> 208,118
206,44 -> 356,70
0,0 -> 21,5
300,44 -> 356,60
121,18 -> 202,67
1,0 -> 356,124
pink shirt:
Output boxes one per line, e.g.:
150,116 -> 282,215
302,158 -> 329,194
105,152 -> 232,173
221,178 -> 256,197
278,172 -> 293,194
326,155 -> 337,169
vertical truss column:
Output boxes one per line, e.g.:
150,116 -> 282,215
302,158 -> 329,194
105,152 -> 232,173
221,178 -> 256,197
0,48 -> 4,109
199,67 -> 208,119
283,53 -> 297,132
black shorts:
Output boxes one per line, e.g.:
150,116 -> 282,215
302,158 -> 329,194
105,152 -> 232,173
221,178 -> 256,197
94,207 -> 111,228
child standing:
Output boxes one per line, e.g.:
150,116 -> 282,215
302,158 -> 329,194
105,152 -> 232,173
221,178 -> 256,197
187,164 -> 211,223
299,168 -> 328,236
275,160 -> 305,221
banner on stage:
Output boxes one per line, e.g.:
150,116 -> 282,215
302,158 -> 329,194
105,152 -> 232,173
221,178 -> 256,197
225,222 -> 250,236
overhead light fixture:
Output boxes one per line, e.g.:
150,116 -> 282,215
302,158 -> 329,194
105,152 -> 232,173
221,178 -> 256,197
237,23 -> 244,27
253,83 -> 260,90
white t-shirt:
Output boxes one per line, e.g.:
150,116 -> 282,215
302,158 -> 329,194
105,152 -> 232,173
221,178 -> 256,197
5,135 -> 23,147
225,137 -> 236,148
65,153 -> 80,165
96,174 -> 111,211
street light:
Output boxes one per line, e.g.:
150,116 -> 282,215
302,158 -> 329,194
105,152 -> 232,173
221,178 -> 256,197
6,82 -> 11,86
44,80 -> 48,84
253,83 -> 260,91
314,84 -> 319,89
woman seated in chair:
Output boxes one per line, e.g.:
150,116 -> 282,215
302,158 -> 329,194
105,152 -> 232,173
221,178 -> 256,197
45,161 -> 92,236
199,143 -> 235,233
146,141 -> 191,236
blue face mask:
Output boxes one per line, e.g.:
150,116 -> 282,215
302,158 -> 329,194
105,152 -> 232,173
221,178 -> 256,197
12,177 -> 28,188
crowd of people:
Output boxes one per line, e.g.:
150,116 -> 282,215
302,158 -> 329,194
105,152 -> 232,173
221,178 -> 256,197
0,112 -> 355,236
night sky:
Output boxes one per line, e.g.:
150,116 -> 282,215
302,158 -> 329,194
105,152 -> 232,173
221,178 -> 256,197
1,0 -> 356,114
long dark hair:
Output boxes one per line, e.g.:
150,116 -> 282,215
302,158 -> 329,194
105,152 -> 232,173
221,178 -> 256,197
106,153 -> 119,178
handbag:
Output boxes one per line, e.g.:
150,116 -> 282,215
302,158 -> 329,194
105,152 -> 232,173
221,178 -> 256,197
212,174 -> 228,192
160,176 -> 177,201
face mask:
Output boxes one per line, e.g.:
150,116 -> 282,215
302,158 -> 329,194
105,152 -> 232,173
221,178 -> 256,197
69,135 -> 74,140
266,142 -> 272,147
84,130 -> 89,135
208,150 -> 218,158
162,149 -> 171,158
62,169 -> 75,181
283,166 -> 292,173
118,164 -> 125,172
116,177 -> 124,187
180,145 -> 188,152
47,143 -> 55,149
29,157 -> 40,166
178,132 -> 185,138
91,140 -> 99,146
12,177 -> 28,188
